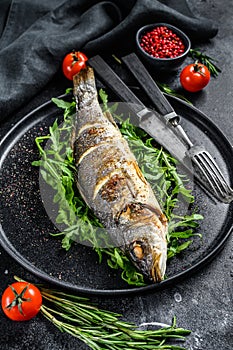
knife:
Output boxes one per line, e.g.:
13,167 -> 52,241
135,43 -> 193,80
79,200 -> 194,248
121,52 -> 195,147
88,55 -> 191,171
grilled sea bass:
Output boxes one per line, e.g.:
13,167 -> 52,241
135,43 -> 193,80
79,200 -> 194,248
73,67 -> 168,282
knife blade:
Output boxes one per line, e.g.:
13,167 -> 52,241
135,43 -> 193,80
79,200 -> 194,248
88,55 -> 191,169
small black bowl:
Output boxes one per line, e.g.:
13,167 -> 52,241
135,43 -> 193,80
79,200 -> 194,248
136,23 -> 191,71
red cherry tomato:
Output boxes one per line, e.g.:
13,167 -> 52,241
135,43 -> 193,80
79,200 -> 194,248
62,51 -> 88,80
180,63 -> 211,92
1,282 -> 42,321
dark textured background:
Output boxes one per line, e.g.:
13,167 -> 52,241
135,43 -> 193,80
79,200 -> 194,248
0,1 -> 232,349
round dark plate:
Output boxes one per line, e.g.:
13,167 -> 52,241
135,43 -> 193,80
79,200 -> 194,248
0,93 -> 232,295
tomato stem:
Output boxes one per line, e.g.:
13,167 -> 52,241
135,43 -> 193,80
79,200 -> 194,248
71,50 -> 80,66
6,284 -> 31,315
193,61 -> 206,76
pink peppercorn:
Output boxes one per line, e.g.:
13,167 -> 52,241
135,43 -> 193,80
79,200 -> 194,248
140,26 -> 185,59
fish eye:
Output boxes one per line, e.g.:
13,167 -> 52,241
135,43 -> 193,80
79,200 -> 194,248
130,241 -> 144,260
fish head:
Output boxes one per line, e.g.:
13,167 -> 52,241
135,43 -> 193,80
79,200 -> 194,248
118,203 -> 168,282
125,228 -> 167,283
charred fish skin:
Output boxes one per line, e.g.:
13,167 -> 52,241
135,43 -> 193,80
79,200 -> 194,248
73,67 -> 168,283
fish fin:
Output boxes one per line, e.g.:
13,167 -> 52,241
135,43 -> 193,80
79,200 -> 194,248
70,122 -> 77,150
73,67 -> 97,109
72,67 -> 96,151
103,110 -> 118,128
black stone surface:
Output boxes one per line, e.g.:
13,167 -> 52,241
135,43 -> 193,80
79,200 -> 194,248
0,1 -> 232,349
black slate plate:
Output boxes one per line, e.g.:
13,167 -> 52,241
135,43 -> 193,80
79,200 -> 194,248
0,93 -> 232,295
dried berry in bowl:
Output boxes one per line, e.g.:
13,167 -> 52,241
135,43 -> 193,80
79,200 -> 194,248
136,23 -> 191,71
140,25 -> 185,59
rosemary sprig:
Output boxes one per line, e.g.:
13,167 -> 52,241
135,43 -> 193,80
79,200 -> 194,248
157,82 -> 192,104
189,48 -> 221,77
13,276 -> 190,350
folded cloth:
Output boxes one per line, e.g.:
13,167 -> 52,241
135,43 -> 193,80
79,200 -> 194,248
0,0 -> 218,121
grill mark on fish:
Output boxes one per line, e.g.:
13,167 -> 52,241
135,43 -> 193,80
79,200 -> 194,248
116,202 -> 164,228
100,173 -> 126,202
73,67 -> 168,283
94,160 -> 149,206
93,170 -> 125,200
77,122 -> 110,137
74,121 -> 123,166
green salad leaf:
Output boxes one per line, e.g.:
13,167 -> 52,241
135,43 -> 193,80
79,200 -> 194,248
32,90 -> 203,286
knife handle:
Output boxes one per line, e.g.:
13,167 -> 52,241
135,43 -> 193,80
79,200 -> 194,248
121,53 -> 179,124
88,55 -> 145,115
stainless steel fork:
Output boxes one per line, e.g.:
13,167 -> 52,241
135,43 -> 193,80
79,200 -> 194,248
122,53 -> 233,203
172,118 -> 233,203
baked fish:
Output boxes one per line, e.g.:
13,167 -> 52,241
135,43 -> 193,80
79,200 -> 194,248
73,67 -> 168,282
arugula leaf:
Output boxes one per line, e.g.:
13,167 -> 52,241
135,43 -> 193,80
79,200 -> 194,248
99,89 -> 108,110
